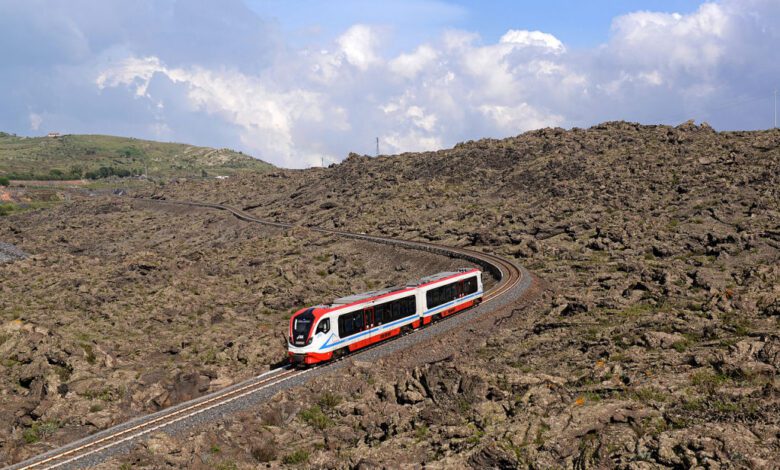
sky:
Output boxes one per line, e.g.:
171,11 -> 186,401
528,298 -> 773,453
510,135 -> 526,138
1,0 -> 779,168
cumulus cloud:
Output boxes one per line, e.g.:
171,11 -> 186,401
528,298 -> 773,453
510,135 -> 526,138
389,45 -> 438,79
337,25 -> 380,70
3,1 -> 780,167
499,29 -> 565,53
28,113 -> 43,131
97,56 -> 348,167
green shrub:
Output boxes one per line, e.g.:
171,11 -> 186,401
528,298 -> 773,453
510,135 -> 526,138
299,405 -> 332,430
214,460 -> 237,470
690,369 -> 729,393
317,392 -> 341,409
0,203 -> 17,216
414,424 -> 429,441
22,421 -> 59,444
0,176 -> 9,186
282,449 -> 309,465
22,428 -> 39,444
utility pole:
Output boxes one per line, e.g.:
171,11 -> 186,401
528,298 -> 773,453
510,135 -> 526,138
375,137 -> 379,157
774,89 -> 777,129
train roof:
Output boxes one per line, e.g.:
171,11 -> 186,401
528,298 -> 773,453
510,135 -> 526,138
332,286 -> 407,305
406,270 -> 460,286
329,268 -> 478,307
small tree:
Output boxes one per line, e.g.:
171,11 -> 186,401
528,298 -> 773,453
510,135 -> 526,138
0,176 -> 10,186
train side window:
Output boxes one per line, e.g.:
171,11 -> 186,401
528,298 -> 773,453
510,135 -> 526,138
339,311 -> 364,338
463,276 -> 478,295
316,318 -> 330,334
338,315 -> 351,337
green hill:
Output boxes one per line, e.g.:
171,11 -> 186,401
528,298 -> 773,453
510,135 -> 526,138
0,132 -> 274,180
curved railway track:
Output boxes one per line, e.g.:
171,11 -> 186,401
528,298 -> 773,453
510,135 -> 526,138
7,198 -> 528,470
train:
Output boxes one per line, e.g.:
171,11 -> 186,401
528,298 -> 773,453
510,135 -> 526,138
287,268 -> 483,366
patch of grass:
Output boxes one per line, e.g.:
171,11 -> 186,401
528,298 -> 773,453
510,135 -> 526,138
22,428 -> 40,444
202,348 -> 219,365
629,387 -> 669,403
282,449 -> 310,465
53,365 -> 72,382
22,421 -> 59,444
722,312 -> 751,336
214,460 -> 237,470
414,424 -> 430,441
317,391 -> 341,409
533,423 -> 550,446
299,405 -> 333,430
89,403 -> 104,413
82,387 -> 115,402
210,444 -> 221,454
637,416 -> 668,437
0,203 -> 17,217
80,343 -> 96,364
0,200 -> 60,217
690,369 -> 729,393
456,397 -> 472,414
671,340 -> 688,352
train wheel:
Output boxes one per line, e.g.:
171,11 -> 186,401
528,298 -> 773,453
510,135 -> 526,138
332,348 -> 347,360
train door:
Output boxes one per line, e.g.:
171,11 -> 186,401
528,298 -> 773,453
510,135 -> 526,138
363,306 -> 375,338
456,280 -> 465,299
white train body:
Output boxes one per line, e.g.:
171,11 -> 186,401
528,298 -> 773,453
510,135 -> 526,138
288,268 -> 483,365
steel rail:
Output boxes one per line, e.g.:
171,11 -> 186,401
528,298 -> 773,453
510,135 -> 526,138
7,197 -> 524,470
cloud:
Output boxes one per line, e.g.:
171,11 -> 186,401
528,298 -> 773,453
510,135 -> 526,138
3,1 -> 780,167
337,25 -> 380,70
28,113 -> 43,131
499,30 -> 565,53
389,45 -> 438,79
97,56 -> 349,167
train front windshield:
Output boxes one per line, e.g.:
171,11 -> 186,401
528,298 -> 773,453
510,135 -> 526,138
291,308 -> 315,346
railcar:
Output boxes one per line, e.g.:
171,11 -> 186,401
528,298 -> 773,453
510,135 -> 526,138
288,268 -> 483,366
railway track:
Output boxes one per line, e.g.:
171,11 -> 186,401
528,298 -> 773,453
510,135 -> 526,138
7,198 -> 527,470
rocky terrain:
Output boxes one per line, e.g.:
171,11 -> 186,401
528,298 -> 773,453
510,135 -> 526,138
0,198 -> 475,465
2,120 -> 779,468
107,121 -> 779,469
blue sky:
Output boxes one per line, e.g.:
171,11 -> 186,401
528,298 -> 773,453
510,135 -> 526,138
1,0 -> 778,167
249,0 -> 705,49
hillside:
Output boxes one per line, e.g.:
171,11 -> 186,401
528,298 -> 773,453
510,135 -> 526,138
1,121 -> 779,468
132,121 -> 780,468
0,132 -> 273,180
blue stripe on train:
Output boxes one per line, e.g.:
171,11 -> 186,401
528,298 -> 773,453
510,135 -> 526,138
319,291 -> 482,350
